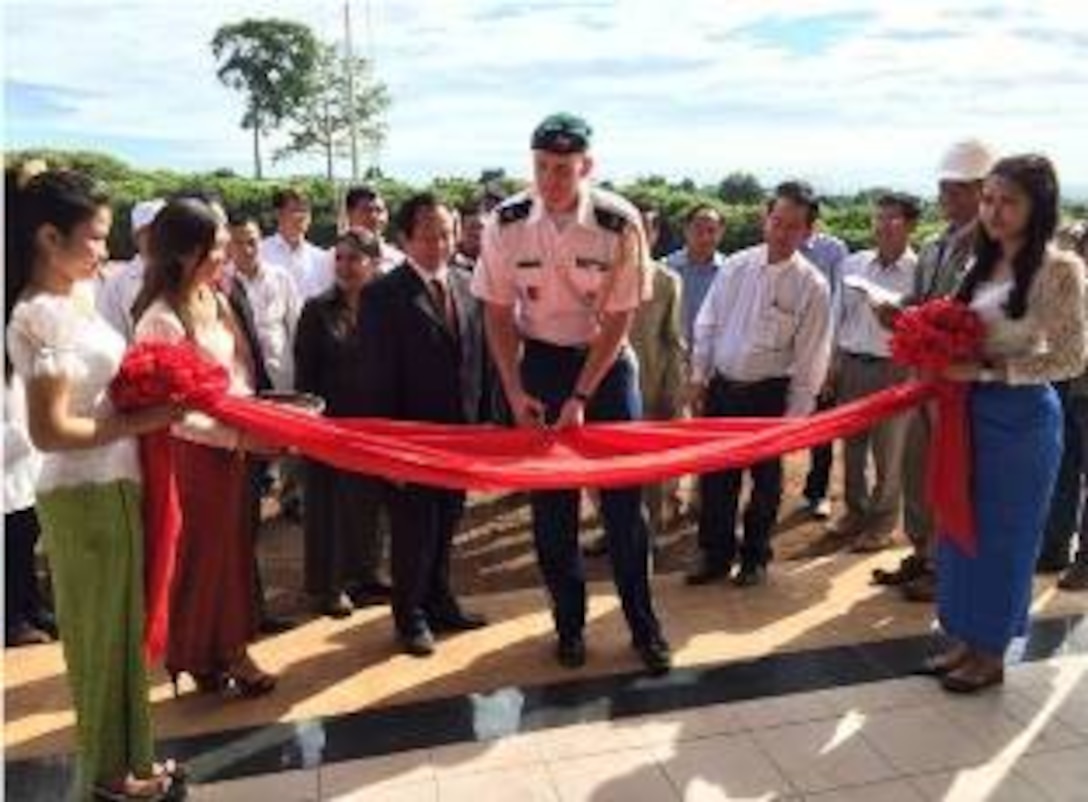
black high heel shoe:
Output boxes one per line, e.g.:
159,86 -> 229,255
223,654 -> 276,698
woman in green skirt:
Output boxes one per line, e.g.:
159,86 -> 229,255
5,169 -> 185,800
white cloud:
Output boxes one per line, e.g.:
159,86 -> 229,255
5,0 -> 1088,194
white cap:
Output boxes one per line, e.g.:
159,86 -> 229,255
937,139 -> 997,182
130,198 -> 166,233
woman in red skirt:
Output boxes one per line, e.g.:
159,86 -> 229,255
133,198 -> 276,698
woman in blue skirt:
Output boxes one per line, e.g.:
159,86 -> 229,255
928,154 -> 1087,693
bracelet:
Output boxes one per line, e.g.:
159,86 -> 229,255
572,389 -> 591,403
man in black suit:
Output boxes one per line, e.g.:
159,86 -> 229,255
358,193 -> 488,656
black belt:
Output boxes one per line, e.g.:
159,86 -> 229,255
709,373 -> 790,390
841,350 -> 888,364
524,337 -> 590,356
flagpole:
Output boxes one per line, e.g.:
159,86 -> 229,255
344,0 -> 359,181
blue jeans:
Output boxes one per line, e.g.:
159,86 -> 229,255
520,340 -> 663,646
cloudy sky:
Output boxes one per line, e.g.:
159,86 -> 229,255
6,0 -> 1088,195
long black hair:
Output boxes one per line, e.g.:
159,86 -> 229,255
130,197 -> 222,335
954,154 -> 1060,320
4,168 -> 109,377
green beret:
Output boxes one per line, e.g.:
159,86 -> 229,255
531,112 -> 592,153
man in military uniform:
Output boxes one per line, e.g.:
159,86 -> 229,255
471,113 -> 671,675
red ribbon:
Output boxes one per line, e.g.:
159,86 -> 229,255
111,342 -> 938,662
926,383 -> 976,557
890,299 -> 984,558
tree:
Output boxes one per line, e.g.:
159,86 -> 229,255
716,171 -> 764,204
211,19 -> 321,179
274,43 -> 390,181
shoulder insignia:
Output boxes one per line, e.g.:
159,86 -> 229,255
497,198 -> 533,225
592,206 -> 630,234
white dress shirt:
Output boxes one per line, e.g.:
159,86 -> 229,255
692,244 -> 832,416
837,247 -> 917,358
259,233 -> 334,302
230,261 -> 302,391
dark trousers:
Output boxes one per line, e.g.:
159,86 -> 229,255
1040,381 -> 1082,566
1040,383 -> 1088,566
803,394 -> 834,502
246,459 -> 273,620
522,339 -> 662,646
698,376 -> 791,569
387,484 -> 464,636
5,508 -> 46,632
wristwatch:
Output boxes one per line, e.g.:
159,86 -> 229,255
572,389 -> 592,403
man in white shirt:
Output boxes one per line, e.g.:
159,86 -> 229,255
343,185 -> 405,273
260,188 -> 334,301
687,181 -> 832,587
828,192 -> 920,552
227,217 -> 302,391
97,198 -> 165,341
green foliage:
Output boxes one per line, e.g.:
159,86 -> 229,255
275,43 -> 391,180
9,147 -> 1081,263
211,18 -> 322,178
715,171 -> 764,204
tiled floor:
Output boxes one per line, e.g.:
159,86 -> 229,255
6,551 -> 1085,761
186,654 -> 1088,801
6,545 -> 1086,800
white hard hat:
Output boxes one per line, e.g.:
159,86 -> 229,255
937,139 -> 997,182
130,198 -> 166,233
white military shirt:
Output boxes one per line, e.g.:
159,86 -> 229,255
472,186 -> 649,346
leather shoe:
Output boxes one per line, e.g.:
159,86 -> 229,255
685,557 -> 731,586
319,592 -> 354,619
634,637 -> 672,676
871,555 -> 928,587
732,564 -> 767,588
5,621 -> 53,647
398,627 -> 436,658
1057,560 -> 1088,590
347,581 -> 392,608
901,572 -> 936,602
556,635 -> 587,669
941,666 -> 1004,694
258,614 -> 296,634
429,609 -> 488,633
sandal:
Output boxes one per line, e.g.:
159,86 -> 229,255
224,653 -> 276,698
92,772 -> 183,801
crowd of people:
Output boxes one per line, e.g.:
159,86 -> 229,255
5,114 -> 1088,798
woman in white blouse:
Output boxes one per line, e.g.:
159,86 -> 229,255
5,170 -> 183,799
927,155 -> 1087,693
